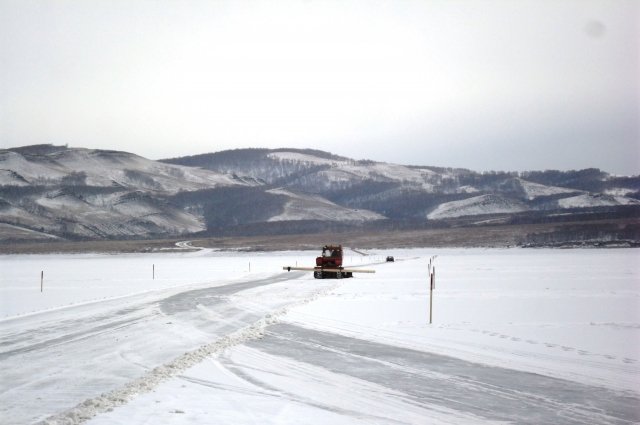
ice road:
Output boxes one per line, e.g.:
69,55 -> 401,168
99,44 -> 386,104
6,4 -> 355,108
0,248 -> 638,424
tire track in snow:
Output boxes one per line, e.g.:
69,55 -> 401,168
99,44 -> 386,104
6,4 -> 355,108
0,313 -> 154,361
1,273 -> 301,362
38,275 -> 341,425
246,324 -> 640,425
464,326 -> 640,369
217,360 -> 412,425
1,272 -> 307,424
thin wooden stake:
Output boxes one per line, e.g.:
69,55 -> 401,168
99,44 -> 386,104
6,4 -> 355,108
429,267 -> 435,324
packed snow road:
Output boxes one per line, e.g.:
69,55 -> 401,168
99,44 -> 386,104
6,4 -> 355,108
1,271 -> 323,424
0,250 -> 336,424
1,248 -> 639,424
243,324 -> 637,424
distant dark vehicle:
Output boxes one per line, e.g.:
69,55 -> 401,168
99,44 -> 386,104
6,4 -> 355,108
386,256 -> 394,262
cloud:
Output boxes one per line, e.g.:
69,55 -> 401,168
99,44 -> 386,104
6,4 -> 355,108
1,0 -> 638,174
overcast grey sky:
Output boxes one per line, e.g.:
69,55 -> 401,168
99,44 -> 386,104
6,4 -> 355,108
1,0 -> 638,174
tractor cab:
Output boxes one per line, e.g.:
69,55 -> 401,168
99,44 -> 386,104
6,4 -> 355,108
316,245 -> 343,268
283,244 -> 374,279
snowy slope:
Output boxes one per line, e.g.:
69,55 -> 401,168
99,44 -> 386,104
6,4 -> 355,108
0,202 -> 60,233
0,146 -> 248,193
0,151 -> 69,184
269,150 -> 439,191
2,145 -> 639,241
558,193 -> 640,209
267,151 -> 343,166
605,188 -> 636,196
165,147 -> 640,228
516,178 -> 580,200
324,162 -> 437,190
458,185 -> 480,193
266,188 -> 385,222
427,194 -> 528,219
0,185 -> 206,239
0,168 -> 31,186
29,190 -> 204,238
0,146 -> 261,239
0,222 -> 61,241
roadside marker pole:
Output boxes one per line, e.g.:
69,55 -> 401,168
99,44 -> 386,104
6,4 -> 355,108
428,254 -> 437,324
429,267 -> 435,324
41,271 -> 43,292
153,264 -> 155,280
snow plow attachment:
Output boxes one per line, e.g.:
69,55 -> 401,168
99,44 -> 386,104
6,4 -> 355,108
283,245 -> 376,279
282,266 -> 375,279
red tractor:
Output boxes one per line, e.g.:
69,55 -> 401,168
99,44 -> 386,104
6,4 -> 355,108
283,245 -> 375,279
314,245 -> 352,279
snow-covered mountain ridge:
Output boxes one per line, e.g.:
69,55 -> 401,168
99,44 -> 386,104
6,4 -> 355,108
164,147 -> 640,216
0,145 -> 257,191
1,144 -> 639,242
0,145 -> 257,239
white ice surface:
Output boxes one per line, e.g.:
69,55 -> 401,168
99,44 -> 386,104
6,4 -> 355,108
285,249 -> 640,391
2,248 -> 639,425
0,249 -> 312,319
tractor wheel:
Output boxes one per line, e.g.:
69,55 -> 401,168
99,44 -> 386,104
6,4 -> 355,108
314,271 -> 323,279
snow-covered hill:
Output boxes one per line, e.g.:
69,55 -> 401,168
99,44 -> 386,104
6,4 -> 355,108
0,145 -> 257,239
268,151 -> 438,190
558,193 -> 640,209
164,148 -> 639,214
1,145 -> 639,242
266,188 -> 384,222
427,194 -> 528,219
165,148 -> 443,191
0,146 -> 391,240
513,178 -> 580,200
0,145 -> 253,192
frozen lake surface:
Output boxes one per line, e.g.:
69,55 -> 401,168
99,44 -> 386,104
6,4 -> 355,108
1,247 -> 638,424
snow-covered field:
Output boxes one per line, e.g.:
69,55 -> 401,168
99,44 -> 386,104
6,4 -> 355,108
1,247 -> 639,424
